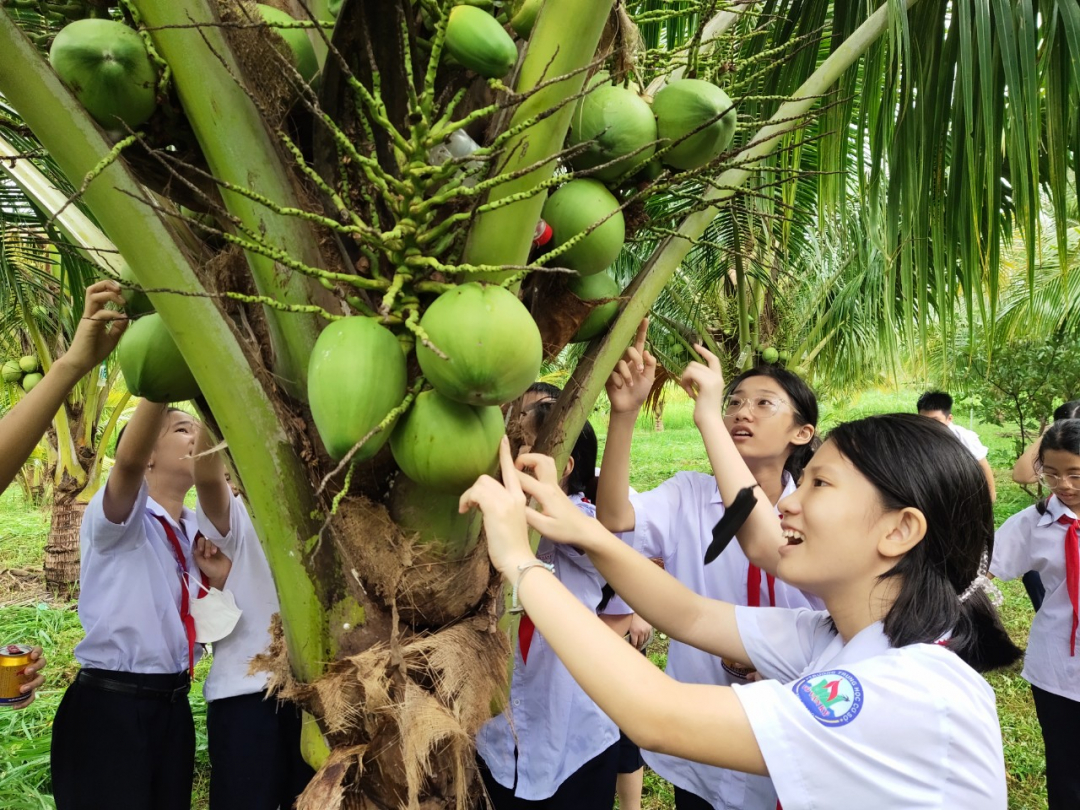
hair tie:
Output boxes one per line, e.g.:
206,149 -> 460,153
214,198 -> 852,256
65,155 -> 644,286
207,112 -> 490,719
959,548 -> 1004,606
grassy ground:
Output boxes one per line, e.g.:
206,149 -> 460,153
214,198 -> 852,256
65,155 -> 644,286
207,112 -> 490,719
0,387 -> 1048,809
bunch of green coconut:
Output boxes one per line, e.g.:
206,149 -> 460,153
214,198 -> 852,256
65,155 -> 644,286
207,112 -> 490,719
2,356 -> 44,393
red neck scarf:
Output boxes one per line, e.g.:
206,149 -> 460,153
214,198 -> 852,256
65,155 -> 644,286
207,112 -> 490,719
1058,514 -> 1080,656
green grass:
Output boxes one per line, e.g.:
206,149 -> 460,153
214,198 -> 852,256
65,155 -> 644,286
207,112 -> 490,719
0,387 -> 1050,809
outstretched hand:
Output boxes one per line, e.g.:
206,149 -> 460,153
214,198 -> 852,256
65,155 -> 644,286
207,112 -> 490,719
513,453 -> 598,546
460,437 -> 534,579
60,280 -> 129,376
680,343 -> 727,425
606,318 -> 657,415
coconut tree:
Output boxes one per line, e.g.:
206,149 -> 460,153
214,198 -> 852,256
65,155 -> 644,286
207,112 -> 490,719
0,0 -> 1077,806
0,167 -> 131,595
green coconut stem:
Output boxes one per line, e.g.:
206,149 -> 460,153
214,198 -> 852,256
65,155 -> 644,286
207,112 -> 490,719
131,0 -> 330,398
460,0 -> 615,272
0,14 -> 329,682
536,0 -> 923,469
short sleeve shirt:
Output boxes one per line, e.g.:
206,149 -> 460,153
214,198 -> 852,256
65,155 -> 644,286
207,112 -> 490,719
948,424 -> 989,461
75,482 -> 205,674
475,495 -> 620,800
733,608 -> 1007,810
626,471 -> 823,810
196,495 -> 280,702
991,496 -> 1080,700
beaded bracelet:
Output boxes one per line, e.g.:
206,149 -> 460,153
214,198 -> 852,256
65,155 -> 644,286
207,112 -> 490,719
508,559 -> 555,615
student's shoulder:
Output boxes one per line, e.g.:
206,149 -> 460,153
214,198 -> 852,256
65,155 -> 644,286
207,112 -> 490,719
996,502 -> 1042,535
857,643 -> 995,706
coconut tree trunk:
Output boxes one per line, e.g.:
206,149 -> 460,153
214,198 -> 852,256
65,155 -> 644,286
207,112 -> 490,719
44,493 -> 85,598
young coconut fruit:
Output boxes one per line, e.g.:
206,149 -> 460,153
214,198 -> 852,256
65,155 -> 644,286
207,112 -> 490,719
568,84 -> 658,183
444,5 -> 517,79
541,179 -> 625,276
256,5 -> 318,84
49,19 -> 158,130
308,317 -> 407,462
389,475 -> 482,558
508,0 -> 544,37
1,361 -> 22,383
118,314 -> 200,402
19,355 -> 40,374
568,272 -> 620,342
761,346 -> 780,364
21,373 -> 44,393
390,389 -> 504,493
652,79 -> 736,170
416,283 -> 542,407
118,264 -> 154,317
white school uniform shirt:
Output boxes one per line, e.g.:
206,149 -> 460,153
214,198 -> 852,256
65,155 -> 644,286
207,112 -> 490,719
75,482 -> 205,674
196,494 -> 279,702
626,471 -> 823,810
991,495 -> 1080,700
732,607 -> 1006,810
476,494 -> 620,800
948,423 -> 989,461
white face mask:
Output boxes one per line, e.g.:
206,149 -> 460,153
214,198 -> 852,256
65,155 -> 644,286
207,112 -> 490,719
187,583 -> 243,643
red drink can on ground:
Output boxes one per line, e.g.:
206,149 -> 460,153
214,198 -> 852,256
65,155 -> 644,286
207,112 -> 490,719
0,644 -> 34,706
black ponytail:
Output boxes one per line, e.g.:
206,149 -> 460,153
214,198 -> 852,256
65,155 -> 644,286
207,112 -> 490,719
828,414 -> 1022,672
726,365 -> 820,481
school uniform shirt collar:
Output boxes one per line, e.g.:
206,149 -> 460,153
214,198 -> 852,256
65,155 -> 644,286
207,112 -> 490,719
145,496 -> 198,539
1037,495 -> 1078,528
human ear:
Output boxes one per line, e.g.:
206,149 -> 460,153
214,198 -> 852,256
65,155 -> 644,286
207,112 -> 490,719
563,456 -> 576,478
876,507 -> 927,559
790,423 -> 815,447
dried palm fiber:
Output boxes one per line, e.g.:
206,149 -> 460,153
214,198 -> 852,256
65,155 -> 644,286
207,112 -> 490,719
219,0 -> 301,124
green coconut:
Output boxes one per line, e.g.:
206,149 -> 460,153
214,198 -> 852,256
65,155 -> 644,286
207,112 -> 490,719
21,373 -> 43,393
568,272 -> 620,342
444,6 -> 517,79
761,346 -> 780,364
389,475 -> 482,558
256,5 -> 319,84
308,317 -> 407,461
778,350 -> 791,363
49,19 -> 158,130
118,264 -> 154,317
390,390 -> 504,493
541,179 -> 625,276
568,84 -> 657,183
508,0 -> 544,37
652,79 -> 736,170
18,355 -> 40,374
416,283 -> 542,406
117,313 -> 200,403
1,361 -> 22,383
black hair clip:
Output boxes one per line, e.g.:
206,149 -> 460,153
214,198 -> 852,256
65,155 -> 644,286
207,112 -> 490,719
704,484 -> 759,564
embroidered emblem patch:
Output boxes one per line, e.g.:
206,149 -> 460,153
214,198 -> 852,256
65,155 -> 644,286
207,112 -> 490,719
792,669 -> 863,726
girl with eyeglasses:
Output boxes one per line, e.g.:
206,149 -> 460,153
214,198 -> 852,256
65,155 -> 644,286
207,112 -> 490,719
594,320 -> 822,810
991,418 -> 1080,809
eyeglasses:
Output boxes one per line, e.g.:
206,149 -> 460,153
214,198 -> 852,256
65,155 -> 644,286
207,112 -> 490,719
723,395 -> 790,419
1038,472 -> 1080,489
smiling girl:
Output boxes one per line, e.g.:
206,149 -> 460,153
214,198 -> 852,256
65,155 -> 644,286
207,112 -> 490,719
991,418 -> 1080,809
461,357 -> 1020,810
596,322 -> 820,810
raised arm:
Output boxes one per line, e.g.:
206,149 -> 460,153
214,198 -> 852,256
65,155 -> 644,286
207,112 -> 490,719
463,443 -> 765,775
681,346 -> 786,575
514,447 -> 750,666
0,281 -> 126,495
193,422 -> 232,537
1012,436 -> 1041,485
595,319 -> 656,532
104,398 -> 168,524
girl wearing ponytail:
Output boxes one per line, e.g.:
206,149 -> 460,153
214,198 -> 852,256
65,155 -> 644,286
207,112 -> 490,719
991,418 -> 1080,809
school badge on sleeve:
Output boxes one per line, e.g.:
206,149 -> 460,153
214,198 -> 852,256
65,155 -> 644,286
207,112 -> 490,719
792,669 -> 864,726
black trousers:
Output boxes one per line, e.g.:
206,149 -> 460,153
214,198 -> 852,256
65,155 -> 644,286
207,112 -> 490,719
479,739 -> 619,809
674,785 -> 716,810
1031,685 -> 1080,810
206,691 -> 314,810
51,669 -> 194,810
